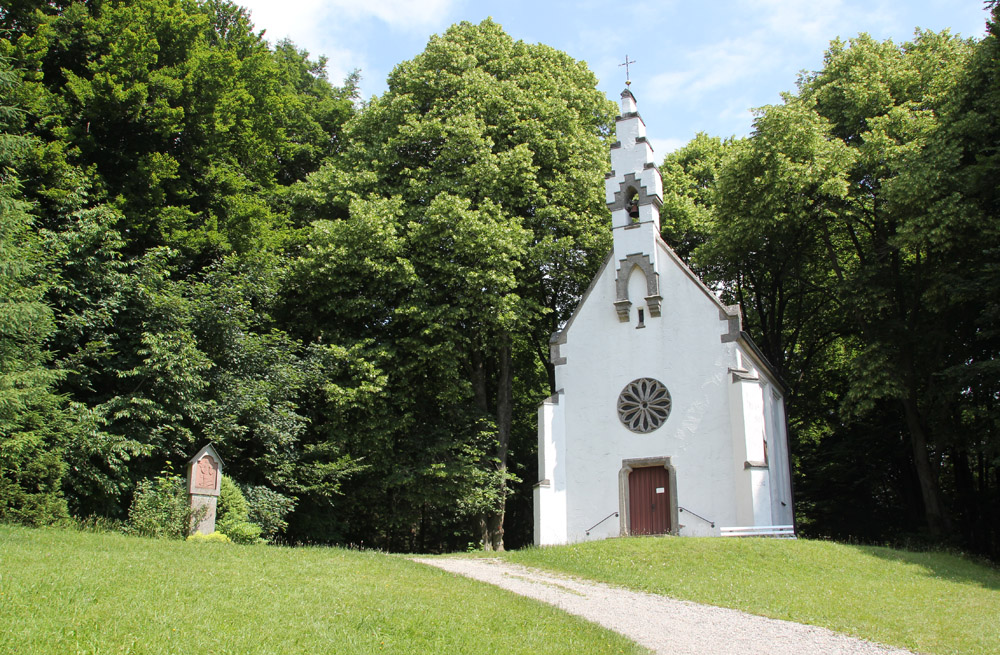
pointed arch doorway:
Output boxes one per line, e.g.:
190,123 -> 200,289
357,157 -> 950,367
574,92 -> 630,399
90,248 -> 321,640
619,457 -> 678,536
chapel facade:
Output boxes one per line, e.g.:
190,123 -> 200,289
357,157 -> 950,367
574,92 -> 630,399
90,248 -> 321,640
533,87 -> 795,544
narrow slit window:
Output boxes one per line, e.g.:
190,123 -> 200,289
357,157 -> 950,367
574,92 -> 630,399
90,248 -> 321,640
637,308 -> 645,328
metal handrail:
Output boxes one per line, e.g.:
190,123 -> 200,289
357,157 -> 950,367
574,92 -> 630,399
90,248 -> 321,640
585,511 -> 620,535
678,506 -> 715,528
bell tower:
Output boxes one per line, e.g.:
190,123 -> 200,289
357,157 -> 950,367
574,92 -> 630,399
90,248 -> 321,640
605,86 -> 664,322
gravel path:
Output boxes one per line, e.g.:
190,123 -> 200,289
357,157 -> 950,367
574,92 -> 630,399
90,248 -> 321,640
411,557 -> 915,655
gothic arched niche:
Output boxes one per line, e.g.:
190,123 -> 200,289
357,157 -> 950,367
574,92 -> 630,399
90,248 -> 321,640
614,254 -> 662,322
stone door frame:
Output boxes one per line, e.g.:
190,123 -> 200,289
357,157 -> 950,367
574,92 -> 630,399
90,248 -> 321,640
618,456 -> 679,537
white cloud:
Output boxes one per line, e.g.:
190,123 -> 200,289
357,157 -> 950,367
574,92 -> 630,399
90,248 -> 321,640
239,0 -> 349,81
242,0 -> 456,37
645,36 -> 774,108
239,0 -> 459,90
748,0 -> 905,52
639,0 -> 892,113
241,0 -> 325,44
645,70 -> 694,105
327,0 -> 457,28
749,0 -> 847,42
649,137 -> 686,155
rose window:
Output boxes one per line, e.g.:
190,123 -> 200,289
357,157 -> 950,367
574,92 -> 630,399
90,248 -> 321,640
617,378 -> 671,433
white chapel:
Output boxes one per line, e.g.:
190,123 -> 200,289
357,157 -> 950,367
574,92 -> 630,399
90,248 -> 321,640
533,87 -> 795,545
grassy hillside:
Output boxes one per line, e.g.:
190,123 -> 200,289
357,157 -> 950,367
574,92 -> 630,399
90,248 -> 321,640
496,537 -> 1000,655
0,526 -> 646,655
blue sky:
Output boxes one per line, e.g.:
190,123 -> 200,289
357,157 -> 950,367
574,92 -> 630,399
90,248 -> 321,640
238,0 -> 989,155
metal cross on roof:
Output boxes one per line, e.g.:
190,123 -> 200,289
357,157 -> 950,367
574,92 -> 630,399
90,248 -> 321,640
619,54 -> 636,86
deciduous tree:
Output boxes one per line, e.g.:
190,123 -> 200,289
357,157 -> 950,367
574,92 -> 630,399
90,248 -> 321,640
692,29 -> 986,547
0,55 -> 69,524
291,19 -> 615,550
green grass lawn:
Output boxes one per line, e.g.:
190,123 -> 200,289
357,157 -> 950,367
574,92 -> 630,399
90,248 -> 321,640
0,526 -> 647,655
494,536 -> 1000,655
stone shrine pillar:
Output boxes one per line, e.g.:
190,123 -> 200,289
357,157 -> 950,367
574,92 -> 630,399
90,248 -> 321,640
187,443 -> 223,535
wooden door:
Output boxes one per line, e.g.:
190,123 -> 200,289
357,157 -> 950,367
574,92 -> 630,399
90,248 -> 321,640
629,466 -> 671,535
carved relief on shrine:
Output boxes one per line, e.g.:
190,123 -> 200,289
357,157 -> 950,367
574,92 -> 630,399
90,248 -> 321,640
195,456 -> 218,490
187,444 -> 223,496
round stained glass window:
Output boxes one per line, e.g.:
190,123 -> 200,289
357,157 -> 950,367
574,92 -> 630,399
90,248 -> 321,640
618,378 -> 671,433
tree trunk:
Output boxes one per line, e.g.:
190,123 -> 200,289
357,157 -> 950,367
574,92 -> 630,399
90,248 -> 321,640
482,332 -> 513,551
470,348 -> 489,413
538,342 -> 556,395
900,395 -> 950,537
951,445 -> 979,551
480,511 -> 505,551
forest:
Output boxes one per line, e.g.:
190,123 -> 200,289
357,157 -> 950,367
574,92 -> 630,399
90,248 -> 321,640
1,0 -> 997,559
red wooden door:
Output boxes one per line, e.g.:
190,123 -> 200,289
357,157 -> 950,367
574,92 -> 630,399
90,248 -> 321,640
629,466 -> 671,535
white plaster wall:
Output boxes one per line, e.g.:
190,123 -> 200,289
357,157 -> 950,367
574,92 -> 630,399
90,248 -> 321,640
743,382 -> 767,464
729,369 -> 775,527
613,224 -> 661,273
614,119 -> 645,153
728,376 -> 753,526
621,91 -> 637,114
750,468 -> 772,525
604,176 -> 619,210
535,394 -> 568,545
554,239 -> 741,541
767,390 -> 795,525
606,111 -> 663,232
606,142 -> 658,192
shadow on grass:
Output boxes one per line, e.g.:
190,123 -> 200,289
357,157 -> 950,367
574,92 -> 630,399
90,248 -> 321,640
853,544 -> 1000,591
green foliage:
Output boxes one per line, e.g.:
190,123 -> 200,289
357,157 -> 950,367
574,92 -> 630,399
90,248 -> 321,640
0,0 -> 364,534
126,470 -> 188,539
3,5 -> 612,551
288,18 -> 614,550
886,6 -> 1000,556
2,0 -> 995,557
241,484 -> 296,541
659,132 -> 731,262
70,514 -> 127,534
0,438 -> 68,526
215,475 -> 263,544
0,53 -> 69,527
186,530 -> 231,543
218,519 -> 262,545
674,21 -> 1000,558
216,475 -> 248,525
5,0 -> 356,262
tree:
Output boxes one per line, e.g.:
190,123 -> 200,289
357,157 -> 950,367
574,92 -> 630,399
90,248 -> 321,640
658,132 -> 731,263
700,30 -> 981,545
882,3 -> 1000,555
289,19 -> 615,550
0,55 -> 68,524
6,0 -> 356,263
2,0 -> 362,528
